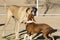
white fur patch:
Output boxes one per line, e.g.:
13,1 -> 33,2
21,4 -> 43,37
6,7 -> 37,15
26,21 -> 34,23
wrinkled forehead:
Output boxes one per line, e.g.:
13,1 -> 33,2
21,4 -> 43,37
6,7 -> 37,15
26,7 -> 32,13
26,7 -> 34,16
26,7 -> 37,16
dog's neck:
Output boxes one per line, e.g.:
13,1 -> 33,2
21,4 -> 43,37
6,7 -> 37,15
26,20 -> 34,23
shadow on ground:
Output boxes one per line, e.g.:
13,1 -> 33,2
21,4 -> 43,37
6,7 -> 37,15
34,29 -> 60,40
0,24 -> 5,26
35,35 -> 60,40
2,28 -> 60,40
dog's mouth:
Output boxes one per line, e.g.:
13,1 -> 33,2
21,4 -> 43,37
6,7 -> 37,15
21,21 -> 27,24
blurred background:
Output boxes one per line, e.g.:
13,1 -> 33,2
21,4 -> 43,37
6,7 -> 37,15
0,0 -> 60,40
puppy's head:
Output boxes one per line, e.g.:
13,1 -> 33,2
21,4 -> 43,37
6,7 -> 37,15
21,7 -> 37,24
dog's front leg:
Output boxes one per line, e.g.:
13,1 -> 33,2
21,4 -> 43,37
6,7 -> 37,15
15,20 -> 20,40
2,9 -> 12,36
29,35 -> 33,40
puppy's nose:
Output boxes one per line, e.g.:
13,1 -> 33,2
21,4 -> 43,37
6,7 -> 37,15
21,21 -> 26,24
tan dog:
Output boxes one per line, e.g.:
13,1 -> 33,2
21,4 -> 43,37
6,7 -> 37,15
3,5 -> 37,40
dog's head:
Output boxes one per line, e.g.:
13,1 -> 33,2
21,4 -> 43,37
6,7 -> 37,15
26,7 -> 37,16
21,7 -> 37,24
26,7 -> 37,20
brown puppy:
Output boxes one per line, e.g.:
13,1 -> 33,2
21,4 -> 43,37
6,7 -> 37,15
26,13 -> 55,40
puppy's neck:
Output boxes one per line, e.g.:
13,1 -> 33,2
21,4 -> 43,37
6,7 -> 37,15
26,20 -> 34,23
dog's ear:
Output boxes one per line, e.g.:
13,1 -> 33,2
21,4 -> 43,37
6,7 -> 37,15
32,7 -> 37,16
26,8 -> 30,13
